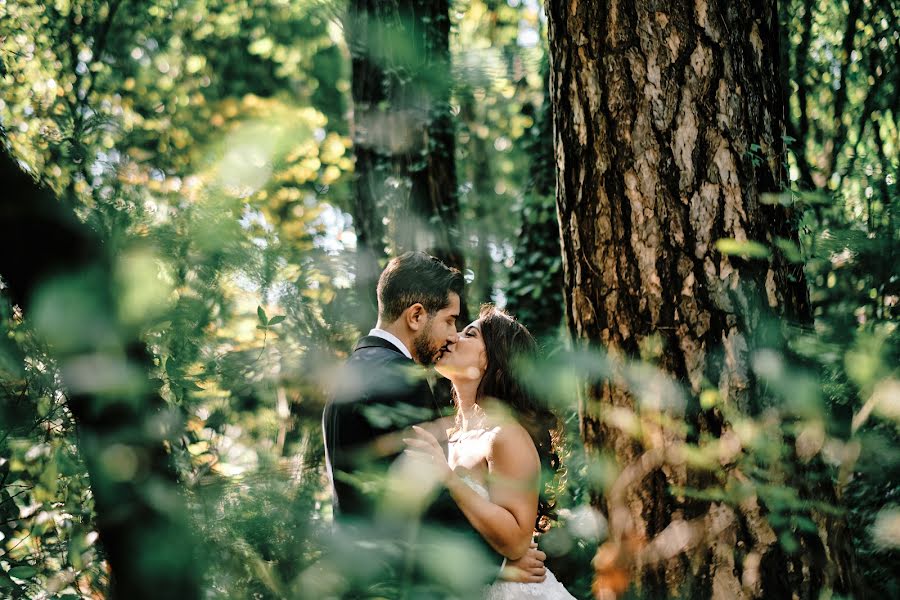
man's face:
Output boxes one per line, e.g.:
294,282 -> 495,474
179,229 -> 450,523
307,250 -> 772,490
412,292 -> 461,366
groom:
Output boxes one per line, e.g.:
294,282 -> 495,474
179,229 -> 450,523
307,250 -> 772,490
323,251 -> 546,594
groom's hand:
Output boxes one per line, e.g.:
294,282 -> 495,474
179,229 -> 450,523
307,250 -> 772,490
501,541 -> 546,583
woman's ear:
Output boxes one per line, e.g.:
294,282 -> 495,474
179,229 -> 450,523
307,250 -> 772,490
406,303 -> 426,331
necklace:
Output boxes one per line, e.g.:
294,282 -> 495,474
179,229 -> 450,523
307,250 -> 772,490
457,403 -> 488,433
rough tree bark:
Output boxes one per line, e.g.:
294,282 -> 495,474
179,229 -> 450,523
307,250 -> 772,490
0,141 -> 201,600
546,1 -> 854,598
346,0 -> 467,325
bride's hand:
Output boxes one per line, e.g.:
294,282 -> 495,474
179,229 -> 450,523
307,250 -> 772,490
501,541 -> 547,583
403,425 -> 453,481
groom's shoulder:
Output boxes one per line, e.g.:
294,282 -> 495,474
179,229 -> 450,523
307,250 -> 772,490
329,337 -> 423,404
338,336 -> 415,387
349,336 -> 409,366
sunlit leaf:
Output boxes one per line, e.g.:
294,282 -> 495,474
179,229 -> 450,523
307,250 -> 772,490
257,305 -> 268,326
715,238 -> 771,259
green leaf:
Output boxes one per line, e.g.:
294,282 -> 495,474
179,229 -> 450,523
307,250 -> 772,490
793,516 -> 819,534
778,531 -> 799,554
68,531 -> 88,571
257,306 -> 268,326
35,458 -> 59,502
165,357 -> 181,380
267,315 -> 285,326
0,570 -> 16,589
760,192 -> 793,206
774,237 -> 803,263
715,238 -> 771,259
0,490 -> 16,521
795,190 -> 830,205
8,566 -> 37,580
700,389 -> 719,409
768,512 -> 788,528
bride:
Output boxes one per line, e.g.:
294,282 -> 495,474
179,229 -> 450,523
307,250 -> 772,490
406,305 -> 576,599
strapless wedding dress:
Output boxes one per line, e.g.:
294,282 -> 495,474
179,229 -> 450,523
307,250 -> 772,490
484,570 -> 577,600
461,476 -> 577,600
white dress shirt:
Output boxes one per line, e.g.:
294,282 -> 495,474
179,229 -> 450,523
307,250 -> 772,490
367,328 -> 412,360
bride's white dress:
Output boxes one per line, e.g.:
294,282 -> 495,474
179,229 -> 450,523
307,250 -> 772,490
461,476 -> 577,600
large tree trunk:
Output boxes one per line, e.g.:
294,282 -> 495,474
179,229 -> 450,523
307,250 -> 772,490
546,1 -> 853,598
346,0 -> 467,326
0,141 -> 201,600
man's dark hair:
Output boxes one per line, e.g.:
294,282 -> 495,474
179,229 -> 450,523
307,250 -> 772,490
376,251 -> 464,323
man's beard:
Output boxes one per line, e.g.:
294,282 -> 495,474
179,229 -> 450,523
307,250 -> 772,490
412,321 -> 442,366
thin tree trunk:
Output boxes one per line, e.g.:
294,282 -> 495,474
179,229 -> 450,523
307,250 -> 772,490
828,0 -> 864,173
346,0 -> 467,325
790,0 -> 817,189
546,1 -> 853,597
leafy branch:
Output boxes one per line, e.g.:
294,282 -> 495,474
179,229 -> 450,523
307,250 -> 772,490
255,305 -> 286,361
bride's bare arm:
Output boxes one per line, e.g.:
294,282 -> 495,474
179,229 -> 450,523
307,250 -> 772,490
444,425 -> 540,561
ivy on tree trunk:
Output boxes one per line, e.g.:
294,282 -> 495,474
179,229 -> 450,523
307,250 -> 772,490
505,58 -> 564,341
346,0 -> 467,325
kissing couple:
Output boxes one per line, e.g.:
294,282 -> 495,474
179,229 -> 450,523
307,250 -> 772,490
323,251 -> 575,599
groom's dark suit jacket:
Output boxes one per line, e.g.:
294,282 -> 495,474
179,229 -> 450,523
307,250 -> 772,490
323,335 -> 438,517
323,335 -> 503,582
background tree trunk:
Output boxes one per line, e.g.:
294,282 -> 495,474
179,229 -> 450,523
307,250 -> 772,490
0,141 -> 201,600
346,0 -> 467,326
459,85 -> 496,308
546,1 -> 853,597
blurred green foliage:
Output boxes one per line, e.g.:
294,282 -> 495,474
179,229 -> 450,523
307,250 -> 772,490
0,0 -> 897,598
780,0 -> 898,594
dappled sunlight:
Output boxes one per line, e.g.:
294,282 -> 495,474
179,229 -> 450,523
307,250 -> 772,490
1,0 -> 897,598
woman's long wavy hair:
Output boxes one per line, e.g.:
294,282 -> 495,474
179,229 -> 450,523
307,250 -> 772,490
459,305 -> 561,532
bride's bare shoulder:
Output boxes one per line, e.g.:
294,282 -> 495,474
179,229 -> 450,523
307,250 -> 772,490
487,420 -> 534,454
486,422 -> 539,478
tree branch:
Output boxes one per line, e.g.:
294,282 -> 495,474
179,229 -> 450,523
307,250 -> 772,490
80,0 -> 125,110
829,0 -> 864,172
841,46 -> 891,181
787,118 -> 816,189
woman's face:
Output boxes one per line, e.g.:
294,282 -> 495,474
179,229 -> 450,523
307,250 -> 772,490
435,319 -> 487,382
